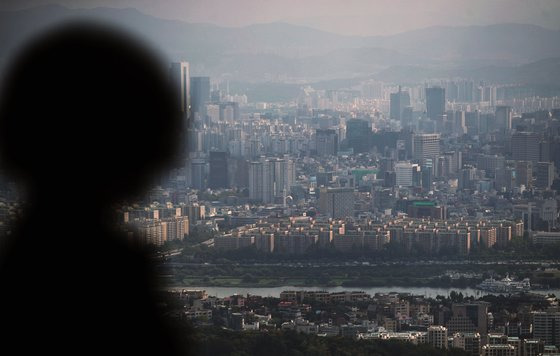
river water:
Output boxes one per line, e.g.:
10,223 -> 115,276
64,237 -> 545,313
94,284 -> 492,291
172,285 -> 560,299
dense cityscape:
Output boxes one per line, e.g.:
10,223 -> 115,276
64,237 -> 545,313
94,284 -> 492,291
161,288 -> 558,355
1,2 -> 560,356
120,63 -> 560,253
117,63 -> 560,355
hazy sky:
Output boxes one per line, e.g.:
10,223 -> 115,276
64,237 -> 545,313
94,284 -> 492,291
2,0 -> 560,35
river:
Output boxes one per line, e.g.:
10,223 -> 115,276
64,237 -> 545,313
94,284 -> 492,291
170,285 -> 560,299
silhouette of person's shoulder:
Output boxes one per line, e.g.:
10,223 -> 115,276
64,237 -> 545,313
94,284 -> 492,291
0,21 -> 187,354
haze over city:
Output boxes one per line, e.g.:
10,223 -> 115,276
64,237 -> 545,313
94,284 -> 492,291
1,0 -> 560,35
1,1 -> 560,355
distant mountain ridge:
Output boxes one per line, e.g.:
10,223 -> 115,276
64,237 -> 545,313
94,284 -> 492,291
1,5 -> 559,83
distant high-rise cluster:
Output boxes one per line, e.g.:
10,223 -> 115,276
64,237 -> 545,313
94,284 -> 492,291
150,57 -> 560,259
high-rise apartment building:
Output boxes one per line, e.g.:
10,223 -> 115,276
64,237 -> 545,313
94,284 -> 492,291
249,157 -> 295,203
209,151 -> 228,189
249,161 -> 264,201
265,157 -> 294,204
495,106 -> 512,131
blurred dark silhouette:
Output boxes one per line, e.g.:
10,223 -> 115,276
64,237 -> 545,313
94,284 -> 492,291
0,21 -> 188,354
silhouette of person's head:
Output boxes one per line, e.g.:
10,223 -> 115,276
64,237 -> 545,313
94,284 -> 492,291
0,21 -> 182,211
0,21 -> 190,356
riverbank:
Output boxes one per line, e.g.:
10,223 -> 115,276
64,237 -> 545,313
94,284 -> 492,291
165,285 -> 560,299
163,275 -> 476,289
159,260 -> 560,290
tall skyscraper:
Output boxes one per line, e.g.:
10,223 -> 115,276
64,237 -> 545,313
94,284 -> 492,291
390,86 -> 411,121
426,87 -> 445,120
512,132 -> 540,165
187,128 -> 204,154
190,158 -> 206,190
248,161 -> 264,201
401,106 -> 414,129
170,62 -> 191,160
453,110 -> 466,136
515,161 -> 533,188
465,111 -> 481,135
536,162 -> 555,190
209,151 -> 228,189
169,62 -> 190,116
315,129 -> 338,156
413,133 -> 441,162
190,76 -> 210,124
495,106 -> 512,131
346,119 -> 370,153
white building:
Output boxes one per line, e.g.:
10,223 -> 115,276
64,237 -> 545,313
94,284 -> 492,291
395,162 -> 415,187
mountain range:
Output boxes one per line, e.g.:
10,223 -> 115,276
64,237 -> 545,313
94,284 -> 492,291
1,4 -> 559,86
